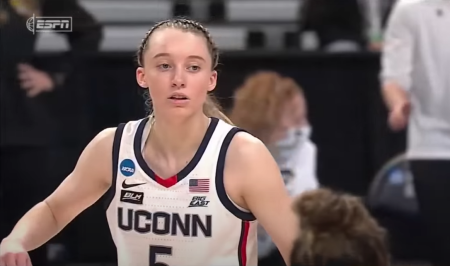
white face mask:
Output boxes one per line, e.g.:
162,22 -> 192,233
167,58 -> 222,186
273,125 -> 312,163
277,125 -> 311,147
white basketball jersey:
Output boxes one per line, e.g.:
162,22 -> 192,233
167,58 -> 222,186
105,117 -> 258,266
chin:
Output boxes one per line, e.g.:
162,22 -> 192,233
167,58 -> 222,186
167,106 -> 196,117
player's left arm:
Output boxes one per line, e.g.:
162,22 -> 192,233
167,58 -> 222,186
227,132 -> 299,265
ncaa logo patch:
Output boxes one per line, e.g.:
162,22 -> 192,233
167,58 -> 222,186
120,159 -> 135,177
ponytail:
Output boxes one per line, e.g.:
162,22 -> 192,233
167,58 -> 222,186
203,94 -> 234,125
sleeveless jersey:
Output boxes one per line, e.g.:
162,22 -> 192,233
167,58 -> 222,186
105,117 -> 258,266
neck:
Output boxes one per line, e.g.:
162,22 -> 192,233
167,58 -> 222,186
146,112 -> 210,159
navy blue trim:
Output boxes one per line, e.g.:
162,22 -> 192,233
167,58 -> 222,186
133,117 -> 219,184
238,221 -> 245,266
215,128 -> 256,221
104,123 -> 126,210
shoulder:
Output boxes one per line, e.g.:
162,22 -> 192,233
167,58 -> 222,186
384,0 -> 420,36
392,0 -> 424,16
79,127 -> 118,165
227,131 -> 273,165
91,127 -> 117,150
224,131 -> 280,186
397,0 -> 425,7
71,127 -> 118,185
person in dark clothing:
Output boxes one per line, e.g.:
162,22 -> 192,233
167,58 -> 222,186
299,0 -> 366,51
0,0 -> 102,265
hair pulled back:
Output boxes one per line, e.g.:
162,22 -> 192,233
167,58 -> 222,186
136,18 -> 231,124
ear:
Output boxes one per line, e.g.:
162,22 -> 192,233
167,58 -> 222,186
136,67 -> 148,88
208,70 -> 217,92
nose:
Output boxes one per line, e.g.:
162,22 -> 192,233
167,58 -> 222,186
171,68 -> 186,88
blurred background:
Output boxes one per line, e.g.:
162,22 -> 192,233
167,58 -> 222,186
0,0 -> 443,265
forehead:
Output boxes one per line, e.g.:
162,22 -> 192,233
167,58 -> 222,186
290,92 -> 305,106
146,28 -> 210,58
284,93 -> 305,114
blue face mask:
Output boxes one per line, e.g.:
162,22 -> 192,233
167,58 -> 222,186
274,126 -> 312,163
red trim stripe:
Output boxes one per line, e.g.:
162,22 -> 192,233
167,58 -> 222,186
155,174 -> 178,188
239,221 -> 250,266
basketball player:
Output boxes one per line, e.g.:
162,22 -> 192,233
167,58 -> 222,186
0,19 -> 298,266
290,188 -> 389,266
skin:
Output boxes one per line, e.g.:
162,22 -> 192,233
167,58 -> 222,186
17,63 -> 54,98
382,82 -> 410,131
0,28 -> 298,266
270,93 -> 308,145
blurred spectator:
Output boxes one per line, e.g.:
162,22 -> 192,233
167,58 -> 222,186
300,0 -> 366,52
381,0 -> 450,265
290,188 -> 390,266
362,0 -> 397,51
229,71 -> 319,266
0,0 -> 102,264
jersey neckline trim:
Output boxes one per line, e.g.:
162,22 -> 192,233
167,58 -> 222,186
133,117 -> 219,188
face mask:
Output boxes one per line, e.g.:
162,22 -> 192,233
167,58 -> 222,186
274,125 -> 312,163
277,125 -> 311,148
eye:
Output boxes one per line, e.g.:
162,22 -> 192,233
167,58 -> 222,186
158,64 -> 171,70
188,65 -> 201,72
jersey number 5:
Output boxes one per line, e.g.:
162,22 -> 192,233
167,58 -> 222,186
149,245 -> 172,266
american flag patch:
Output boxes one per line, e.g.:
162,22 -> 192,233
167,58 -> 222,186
189,179 -> 210,193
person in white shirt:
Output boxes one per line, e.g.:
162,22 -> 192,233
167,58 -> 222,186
230,71 -> 319,266
381,1 -> 450,265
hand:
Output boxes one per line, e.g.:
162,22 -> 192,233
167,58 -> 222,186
0,239 -> 32,266
368,41 -> 383,52
388,101 -> 410,131
17,63 -> 54,98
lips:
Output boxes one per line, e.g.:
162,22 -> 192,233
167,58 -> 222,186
169,95 -> 188,100
168,93 -> 189,100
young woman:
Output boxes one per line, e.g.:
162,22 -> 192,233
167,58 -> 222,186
229,72 -> 319,266
290,188 -> 390,266
0,19 -> 297,266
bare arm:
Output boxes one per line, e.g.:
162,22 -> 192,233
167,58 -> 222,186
226,133 -> 299,264
4,128 -> 116,251
381,1 -> 414,110
382,82 -> 410,112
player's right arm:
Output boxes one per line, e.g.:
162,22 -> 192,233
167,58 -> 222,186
0,128 -> 116,265
381,1 -> 414,131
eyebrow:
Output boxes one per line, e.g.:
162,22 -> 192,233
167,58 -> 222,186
153,53 -> 206,62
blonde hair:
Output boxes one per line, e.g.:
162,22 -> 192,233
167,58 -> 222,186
291,188 -> 390,266
204,94 -> 233,124
229,71 -> 303,143
136,18 -> 232,124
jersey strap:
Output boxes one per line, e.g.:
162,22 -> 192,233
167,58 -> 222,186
104,123 -> 126,209
216,127 -> 256,221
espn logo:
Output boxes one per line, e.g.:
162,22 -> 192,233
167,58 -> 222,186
26,14 -> 72,35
